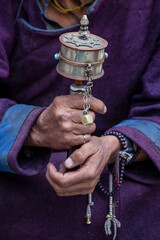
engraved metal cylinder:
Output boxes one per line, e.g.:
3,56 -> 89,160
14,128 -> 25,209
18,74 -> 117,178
56,33 -> 108,81
55,14 -> 108,81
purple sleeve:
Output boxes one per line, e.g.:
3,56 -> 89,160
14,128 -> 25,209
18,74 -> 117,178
0,103 -> 52,176
108,41 -> 160,171
0,2 -> 51,176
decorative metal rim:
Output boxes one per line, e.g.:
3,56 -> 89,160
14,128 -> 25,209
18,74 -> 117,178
59,32 -> 108,51
59,54 -> 105,67
56,65 -> 104,81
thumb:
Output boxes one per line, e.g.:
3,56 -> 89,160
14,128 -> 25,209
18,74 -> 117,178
64,145 -> 91,169
47,162 -> 58,177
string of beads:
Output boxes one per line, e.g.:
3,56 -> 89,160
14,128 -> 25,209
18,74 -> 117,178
97,131 -> 141,197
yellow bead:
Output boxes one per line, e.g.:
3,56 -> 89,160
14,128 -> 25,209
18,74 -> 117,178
81,114 -> 93,125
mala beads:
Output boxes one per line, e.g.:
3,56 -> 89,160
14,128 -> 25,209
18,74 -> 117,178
97,131 -> 140,240
97,131 -> 141,197
98,131 -> 127,197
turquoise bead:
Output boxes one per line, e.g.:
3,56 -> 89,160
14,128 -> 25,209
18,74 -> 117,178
54,53 -> 59,60
105,52 -> 108,59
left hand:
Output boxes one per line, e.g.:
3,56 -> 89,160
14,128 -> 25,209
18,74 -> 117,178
46,136 -> 121,196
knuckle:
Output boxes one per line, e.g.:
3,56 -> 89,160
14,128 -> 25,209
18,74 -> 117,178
59,113 -> 71,123
53,96 -> 61,107
87,181 -> 95,189
61,122 -> 72,132
74,150 -> 86,163
53,108 -> 61,120
88,170 -> 96,180
59,179 -> 69,188
55,111 -> 70,124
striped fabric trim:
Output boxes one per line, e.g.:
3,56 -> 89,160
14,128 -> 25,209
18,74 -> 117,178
114,119 -> 160,150
0,104 -> 37,173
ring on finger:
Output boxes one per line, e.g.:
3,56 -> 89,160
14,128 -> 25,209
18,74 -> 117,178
83,134 -> 87,144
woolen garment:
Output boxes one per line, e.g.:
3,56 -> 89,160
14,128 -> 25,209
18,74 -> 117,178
0,0 -> 160,239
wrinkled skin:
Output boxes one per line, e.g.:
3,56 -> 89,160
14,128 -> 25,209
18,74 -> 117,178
25,93 -> 145,196
46,135 -> 121,196
25,94 -> 106,150
26,0 -> 147,197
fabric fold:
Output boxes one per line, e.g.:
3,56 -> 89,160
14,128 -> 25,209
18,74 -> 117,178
0,104 -> 51,175
107,119 -> 160,172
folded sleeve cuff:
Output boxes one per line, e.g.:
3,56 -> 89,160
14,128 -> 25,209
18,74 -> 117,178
0,104 -> 51,175
107,119 -> 160,172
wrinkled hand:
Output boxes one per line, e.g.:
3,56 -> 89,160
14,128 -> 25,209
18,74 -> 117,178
46,136 -> 121,196
25,95 -> 106,150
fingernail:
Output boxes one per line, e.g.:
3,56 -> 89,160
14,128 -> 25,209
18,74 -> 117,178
64,157 -> 74,168
104,105 -> 107,113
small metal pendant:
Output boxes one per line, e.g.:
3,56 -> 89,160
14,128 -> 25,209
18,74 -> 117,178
82,113 -> 93,125
86,214 -> 91,225
85,194 -> 94,224
104,173 -> 121,240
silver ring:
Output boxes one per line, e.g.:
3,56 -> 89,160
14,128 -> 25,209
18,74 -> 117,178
83,135 -> 87,144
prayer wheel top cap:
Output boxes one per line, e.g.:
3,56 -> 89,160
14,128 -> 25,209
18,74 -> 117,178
59,15 -> 108,51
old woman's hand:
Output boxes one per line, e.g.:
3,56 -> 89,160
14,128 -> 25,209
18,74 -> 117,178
24,95 -> 106,150
46,136 -> 121,196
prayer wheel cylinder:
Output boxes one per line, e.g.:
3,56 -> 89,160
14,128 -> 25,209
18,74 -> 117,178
55,15 -> 108,81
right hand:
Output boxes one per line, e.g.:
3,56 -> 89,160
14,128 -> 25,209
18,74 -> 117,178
24,95 -> 107,150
